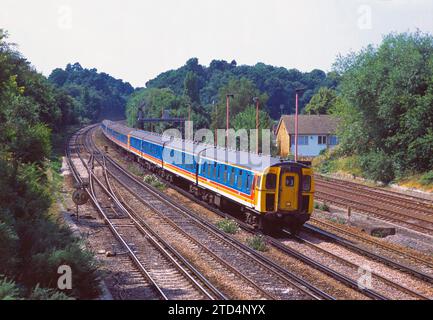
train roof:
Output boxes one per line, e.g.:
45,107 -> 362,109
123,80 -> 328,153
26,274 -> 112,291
102,120 -> 303,172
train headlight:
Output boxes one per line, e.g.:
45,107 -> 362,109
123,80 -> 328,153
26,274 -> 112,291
302,176 -> 311,191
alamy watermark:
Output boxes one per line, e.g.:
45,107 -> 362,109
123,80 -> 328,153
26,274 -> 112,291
57,265 -> 72,290
159,121 -> 274,168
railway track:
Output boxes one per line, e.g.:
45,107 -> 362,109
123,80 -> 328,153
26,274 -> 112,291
86,130 -> 333,300
67,127 -> 226,300
91,127 -> 403,300
308,218 -> 433,272
315,176 -> 433,235
316,174 -> 433,208
90,124 -> 433,300
283,233 -> 431,300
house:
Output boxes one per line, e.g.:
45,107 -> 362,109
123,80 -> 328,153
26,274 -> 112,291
276,115 -> 339,157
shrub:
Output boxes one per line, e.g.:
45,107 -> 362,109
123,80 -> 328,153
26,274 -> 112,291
320,203 -> 330,212
127,164 -> 144,177
420,171 -> 433,186
216,219 -> 239,234
0,277 -> 21,300
359,150 -> 395,184
329,216 -> 347,225
30,243 -> 100,299
247,235 -> 268,252
143,174 -> 166,191
314,202 -> 330,212
29,285 -> 72,300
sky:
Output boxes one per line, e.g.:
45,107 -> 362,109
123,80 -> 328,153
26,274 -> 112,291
1,0 -> 433,87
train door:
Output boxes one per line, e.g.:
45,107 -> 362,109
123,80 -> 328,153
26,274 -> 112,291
278,172 -> 298,211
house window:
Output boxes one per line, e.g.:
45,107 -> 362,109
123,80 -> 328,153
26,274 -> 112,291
318,136 -> 327,145
291,136 -> 309,146
329,135 -> 339,146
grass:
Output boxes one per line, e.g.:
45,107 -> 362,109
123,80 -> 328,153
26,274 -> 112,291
328,216 -> 347,225
143,174 -> 167,191
314,202 -> 330,212
246,235 -> 268,252
216,219 -> 239,234
420,171 -> 433,186
127,164 -> 144,177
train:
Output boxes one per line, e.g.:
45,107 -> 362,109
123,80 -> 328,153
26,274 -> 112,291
101,120 -> 315,234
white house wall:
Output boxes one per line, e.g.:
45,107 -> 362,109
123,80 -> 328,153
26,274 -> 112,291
290,135 -> 328,157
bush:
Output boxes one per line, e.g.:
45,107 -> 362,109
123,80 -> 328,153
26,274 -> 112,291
30,243 -> 100,299
314,202 -> 330,212
0,221 -> 19,274
420,171 -> 433,186
359,151 -> 395,184
216,219 -> 239,234
247,235 -> 268,252
143,174 -> 166,191
329,216 -> 347,225
29,285 -> 72,300
0,277 -> 21,300
127,164 -> 144,177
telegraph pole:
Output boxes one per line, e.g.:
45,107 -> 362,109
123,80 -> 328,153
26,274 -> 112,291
226,94 -> 234,146
253,97 -> 259,153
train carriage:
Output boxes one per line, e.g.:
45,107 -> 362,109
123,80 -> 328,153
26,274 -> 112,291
101,120 -> 314,234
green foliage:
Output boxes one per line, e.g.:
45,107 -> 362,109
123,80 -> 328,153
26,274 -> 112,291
29,285 -> 72,300
420,171 -> 433,186
146,58 -> 339,120
359,150 -> 396,184
0,277 -> 21,300
246,235 -> 268,252
211,78 -> 269,130
216,219 -> 239,234
143,175 -> 166,191
0,29 -> 101,300
49,62 -> 134,122
126,87 -> 189,130
127,164 -> 144,177
335,31 -> 433,182
314,202 -> 330,212
304,87 -> 339,115
30,243 -> 100,299
329,216 -> 347,225
184,71 -> 201,106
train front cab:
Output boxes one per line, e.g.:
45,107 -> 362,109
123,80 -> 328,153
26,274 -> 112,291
255,163 -> 314,234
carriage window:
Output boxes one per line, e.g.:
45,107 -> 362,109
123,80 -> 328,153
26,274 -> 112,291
265,174 -> 277,189
213,163 -> 217,178
223,166 -> 228,183
229,168 -> 235,186
245,174 -> 251,190
207,163 -> 212,176
237,170 -> 243,189
286,176 -> 295,187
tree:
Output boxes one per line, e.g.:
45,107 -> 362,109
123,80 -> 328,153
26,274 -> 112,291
211,78 -> 268,130
335,31 -> 433,181
232,106 -> 273,153
146,58 -> 339,119
49,63 -> 134,122
126,88 -> 189,132
0,29 -> 101,299
304,87 -> 338,115
183,71 -> 200,106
